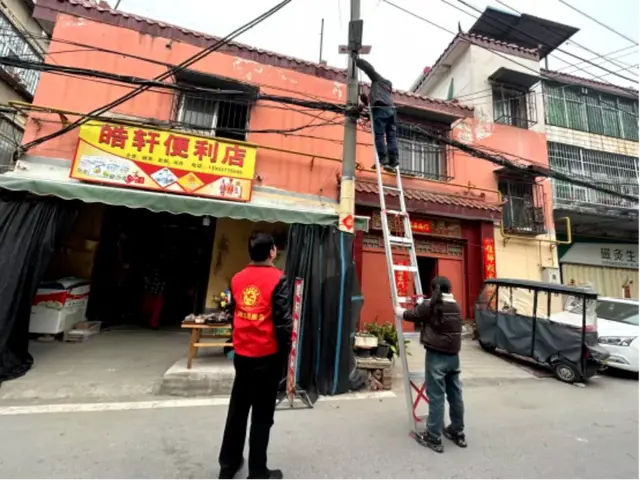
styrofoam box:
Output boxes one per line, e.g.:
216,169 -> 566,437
29,277 -> 91,335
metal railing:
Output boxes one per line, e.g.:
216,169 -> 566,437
493,85 -> 538,129
499,179 -> 547,235
174,91 -> 250,142
0,116 -> 22,168
396,124 -> 451,181
0,12 -> 41,96
548,142 -> 639,210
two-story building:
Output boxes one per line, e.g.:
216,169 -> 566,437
0,0 -> 505,384
409,7 -> 568,290
0,0 -> 49,171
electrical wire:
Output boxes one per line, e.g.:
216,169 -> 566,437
557,0 -> 639,46
384,0 -> 635,97
452,0 -> 638,83
561,46 -> 639,74
1,5 -> 634,202
19,0 -> 295,153
382,0 -> 638,112
495,0 -> 637,73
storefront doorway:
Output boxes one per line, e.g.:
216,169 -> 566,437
87,206 -> 216,328
417,256 -> 437,297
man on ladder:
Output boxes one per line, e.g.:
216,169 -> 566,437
355,51 -> 467,453
355,58 -> 399,171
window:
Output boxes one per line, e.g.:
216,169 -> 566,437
0,116 -> 23,169
498,178 -> 546,235
0,12 -> 41,96
173,72 -> 254,142
595,300 -> 639,325
492,84 -> 537,129
177,92 -> 250,142
542,81 -> 639,142
396,123 -> 449,181
548,142 -> 639,209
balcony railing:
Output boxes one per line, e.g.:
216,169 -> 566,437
548,142 -> 639,210
0,12 -> 41,96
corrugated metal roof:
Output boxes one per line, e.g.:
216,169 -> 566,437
355,180 -> 501,212
35,0 -> 473,117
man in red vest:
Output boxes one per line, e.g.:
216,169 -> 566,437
218,232 -> 292,480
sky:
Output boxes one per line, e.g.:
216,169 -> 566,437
112,0 -> 639,93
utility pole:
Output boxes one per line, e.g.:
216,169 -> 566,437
337,0 -> 362,234
319,18 -> 325,63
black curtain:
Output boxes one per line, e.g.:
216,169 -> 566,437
284,224 -> 362,401
0,194 -> 78,383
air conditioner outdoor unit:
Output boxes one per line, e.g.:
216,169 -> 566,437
542,267 -> 561,284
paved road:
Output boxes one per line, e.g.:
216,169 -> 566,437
0,374 -> 637,479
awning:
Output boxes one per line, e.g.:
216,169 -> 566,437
489,67 -> 540,89
354,180 -> 501,222
0,174 -> 369,230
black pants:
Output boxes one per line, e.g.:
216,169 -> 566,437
219,353 -> 281,475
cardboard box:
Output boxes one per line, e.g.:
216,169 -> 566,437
29,277 -> 91,335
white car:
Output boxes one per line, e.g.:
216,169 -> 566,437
595,298 -> 639,373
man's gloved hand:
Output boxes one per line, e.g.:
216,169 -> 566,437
416,297 -> 425,305
359,93 -> 369,106
394,306 -> 406,318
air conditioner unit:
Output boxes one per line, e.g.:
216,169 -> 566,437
542,267 -> 561,284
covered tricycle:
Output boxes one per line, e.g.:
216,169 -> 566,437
475,278 -> 610,383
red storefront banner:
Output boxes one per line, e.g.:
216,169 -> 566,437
371,212 -> 462,237
395,258 -> 410,298
483,238 -> 497,279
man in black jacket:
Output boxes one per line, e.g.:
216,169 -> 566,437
355,57 -> 399,170
218,232 -> 292,479
395,276 -> 467,453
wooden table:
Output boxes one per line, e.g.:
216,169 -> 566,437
181,322 -> 233,369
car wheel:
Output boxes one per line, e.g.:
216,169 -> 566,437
553,360 -> 579,383
479,341 -> 496,353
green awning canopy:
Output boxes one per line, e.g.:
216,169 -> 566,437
0,174 -> 369,230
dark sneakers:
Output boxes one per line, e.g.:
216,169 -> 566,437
414,432 -> 444,453
248,469 -> 284,479
218,458 -> 244,479
444,425 -> 468,448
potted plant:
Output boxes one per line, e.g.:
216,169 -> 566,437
365,321 -> 410,360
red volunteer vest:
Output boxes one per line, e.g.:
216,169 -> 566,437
231,264 -> 283,357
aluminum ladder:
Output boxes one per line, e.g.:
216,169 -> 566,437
370,111 -> 426,436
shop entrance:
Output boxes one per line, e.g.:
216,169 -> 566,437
87,206 -> 216,328
417,256 -> 437,297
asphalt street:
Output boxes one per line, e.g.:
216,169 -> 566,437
0,373 -> 637,479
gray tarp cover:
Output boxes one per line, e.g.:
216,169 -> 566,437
475,309 -> 589,365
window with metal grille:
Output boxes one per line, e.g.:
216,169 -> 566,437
396,123 -> 448,181
0,12 -> 41,96
498,178 -> 546,235
542,82 -> 639,142
547,141 -> 639,209
173,72 -> 254,142
0,117 -> 22,169
492,84 -> 538,129
177,92 -> 250,142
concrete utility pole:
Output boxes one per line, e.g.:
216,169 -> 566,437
337,0 -> 362,234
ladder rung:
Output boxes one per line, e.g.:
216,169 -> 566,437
393,264 -> 418,273
388,236 -> 413,246
382,186 -> 401,193
397,296 -> 412,303
384,209 -> 406,216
